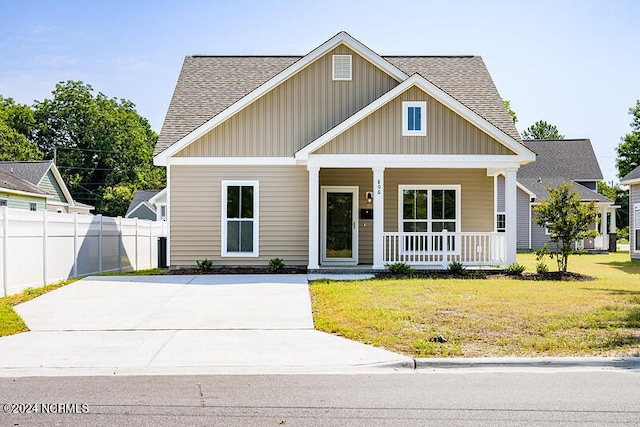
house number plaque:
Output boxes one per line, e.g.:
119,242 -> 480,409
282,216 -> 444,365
377,179 -> 383,195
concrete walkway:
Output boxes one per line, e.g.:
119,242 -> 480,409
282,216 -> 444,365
0,275 -> 411,376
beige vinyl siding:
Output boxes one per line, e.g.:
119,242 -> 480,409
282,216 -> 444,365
170,165 -> 309,267
320,168 -> 373,264
383,169 -> 494,233
316,87 -> 514,155
176,45 -> 398,158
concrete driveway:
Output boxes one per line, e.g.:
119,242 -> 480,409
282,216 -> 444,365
0,275 -> 411,376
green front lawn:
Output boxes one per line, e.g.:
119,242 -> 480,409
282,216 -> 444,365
310,252 -> 640,357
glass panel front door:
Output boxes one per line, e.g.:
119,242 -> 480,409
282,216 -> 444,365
321,187 -> 358,264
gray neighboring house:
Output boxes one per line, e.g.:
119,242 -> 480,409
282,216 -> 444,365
125,189 -> 167,221
498,139 -> 617,251
620,165 -> 640,261
0,160 -> 93,214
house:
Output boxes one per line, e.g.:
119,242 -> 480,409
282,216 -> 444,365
497,139 -> 617,251
0,169 -> 48,211
125,188 -> 167,221
0,161 -> 93,214
153,31 -> 536,270
620,165 -> 640,261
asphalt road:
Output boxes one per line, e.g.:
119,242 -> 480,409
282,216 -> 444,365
1,370 -> 639,426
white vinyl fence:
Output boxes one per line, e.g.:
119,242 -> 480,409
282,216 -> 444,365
0,207 -> 168,297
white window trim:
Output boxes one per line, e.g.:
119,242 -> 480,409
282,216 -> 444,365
29,202 -> 37,211
332,54 -> 352,81
402,101 -> 427,136
0,198 -> 7,207
633,203 -> 640,253
221,180 -> 259,257
496,212 -> 506,232
398,185 -> 461,255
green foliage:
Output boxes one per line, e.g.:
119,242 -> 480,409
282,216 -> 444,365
616,100 -> 640,179
536,262 -> 549,274
522,120 -> 565,140
533,183 -> 598,272
504,263 -> 526,276
387,262 -> 415,276
31,81 -> 164,212
268,257 -> 285,272
98,184 -> 136,217
502,99 -> 518,124
196,259 -> 213,271
617,226 -> 629,241
447,261 -> 467,275
0,97 -> 43,161
597,181 -> 629,229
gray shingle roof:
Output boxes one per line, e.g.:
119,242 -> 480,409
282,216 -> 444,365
518,139 -> 603,180
154,54 -> 520,156
518,177 -> 612,203
0,160 -> 53,185
621,165 -> 640,182
126,189 -> 162,216
0,170 -> 49,196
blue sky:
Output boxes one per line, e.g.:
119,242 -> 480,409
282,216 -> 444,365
1,0 -> 638,182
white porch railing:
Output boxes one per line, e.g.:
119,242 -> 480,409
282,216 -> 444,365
383,231 -> 506,268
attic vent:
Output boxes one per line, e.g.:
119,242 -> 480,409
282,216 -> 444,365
332,55 -> 352,81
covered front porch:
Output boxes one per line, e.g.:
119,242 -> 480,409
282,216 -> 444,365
305,161 -> 519,271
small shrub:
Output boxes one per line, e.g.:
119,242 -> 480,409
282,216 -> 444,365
536,262 -> 549,274
447,261 -> 467,275
269,257 -> 285,273
196,259 -> 213,271
387,262 -> 415,276
504,263 -> 526,276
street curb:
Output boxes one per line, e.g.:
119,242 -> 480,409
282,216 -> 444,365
411,356 -> 640,370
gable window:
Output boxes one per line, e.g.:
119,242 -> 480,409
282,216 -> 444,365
222,180 -> 259,257
496,213 -> 506,232
332,55 -> 352,81
402,101 -> 427,136
29,202 -> 37,211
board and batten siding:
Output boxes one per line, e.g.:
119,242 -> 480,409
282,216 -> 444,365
631,184 -> 640,260
169,165 -> 309,267
176,45 -> 398,158
315,87 -> 514,156
383,169 -> 494,233
320,168 -> 373,264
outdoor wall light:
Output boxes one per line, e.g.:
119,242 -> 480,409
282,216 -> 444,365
366,191 -> 373,204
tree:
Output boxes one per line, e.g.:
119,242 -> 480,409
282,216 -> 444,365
534,183 -> 598,272
502,99 -> 518,124
615,100 -> 640,178
522,120 -> 564,140
32,81 -> 164,212
98,184 -> 136,217
0,97 -> 43,161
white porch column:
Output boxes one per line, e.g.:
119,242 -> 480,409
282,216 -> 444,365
308,165 -> 320,270
372,167 -> 385,269
599,207 -> 607,236
504,169 -> 517,265
610,209 -> 616,233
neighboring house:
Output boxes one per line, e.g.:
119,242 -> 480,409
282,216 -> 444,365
497,139 -> 617,251
0,169 -> 48,211
620,165 -> 640,261
0,161 -> 93,214
153,31 -> 536,270
125,189 -> 167,221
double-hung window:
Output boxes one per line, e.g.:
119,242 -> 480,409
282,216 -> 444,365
400,185 -> 460,252
635,204 -> 640,252
222,181 -> 259,257
402,101 -> 427,136
0,199 -> 7,207
496,213 -> 506,232
29,202 -> 37,211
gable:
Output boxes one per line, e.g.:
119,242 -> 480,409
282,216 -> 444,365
125,202 -> 156,220
314,86 -> 515,156
38,170 -> 68,204
175,44 -> 399,158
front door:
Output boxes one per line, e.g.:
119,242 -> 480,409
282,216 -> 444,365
321,186 -> 358,265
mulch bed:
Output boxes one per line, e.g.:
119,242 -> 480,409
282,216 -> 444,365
163,266 -> 307,275
374,271 -> 595,281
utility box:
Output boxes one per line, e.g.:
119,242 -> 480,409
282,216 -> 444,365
158,237 -> 168,268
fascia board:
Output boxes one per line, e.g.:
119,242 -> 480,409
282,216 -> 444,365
153,31 -> 409,166
148,188 -> 167,205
